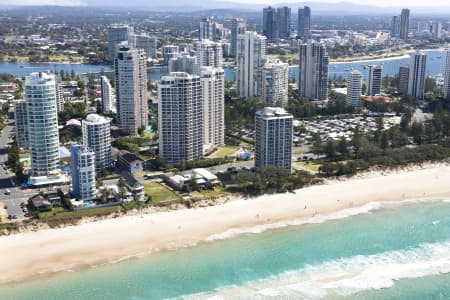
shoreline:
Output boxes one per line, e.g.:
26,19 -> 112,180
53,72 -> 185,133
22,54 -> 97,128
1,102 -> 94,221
0,164 -> 449,285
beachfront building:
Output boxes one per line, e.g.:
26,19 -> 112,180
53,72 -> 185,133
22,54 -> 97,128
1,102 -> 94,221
408,50 -> 427,99
255,107 -> 293,171
346,70 -> 362,107
230,18 -> 246,57
443,49 -> 450,99
298,40 -> 329,101
114,46 -> 148,135
262,59 -> 289,108
277,7 -> 291,39
262,6 -> 279,43
367,65 -> 382,96
82,114 -> 112,171
134,33 -> 158,59
168,53 -> 199,75
25,72 -> 63,185
200,67 -> 225,147
107,24 -> 133,62
236,31 -> 267,98
14,100 -> 29,149
297,6 -> 311,40
195,39 -> 223,68
158,72 -> 203,165
398,64 -> 410,94
70,144 -> 96,200
100,76 -> 115,113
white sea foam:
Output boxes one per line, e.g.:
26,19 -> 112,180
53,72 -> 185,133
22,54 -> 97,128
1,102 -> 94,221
180,240 -> 450,300
205,198 -> 450,242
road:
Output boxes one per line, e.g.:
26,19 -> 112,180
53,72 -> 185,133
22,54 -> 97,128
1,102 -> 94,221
0,119 -> 33,220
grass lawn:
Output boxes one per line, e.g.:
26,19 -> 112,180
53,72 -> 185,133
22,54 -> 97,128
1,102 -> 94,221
208,146 -> 237,159
190,187 -> 229,200
38,205 -> 121,222
142,182 -> 182,203
293,161 -> 322,173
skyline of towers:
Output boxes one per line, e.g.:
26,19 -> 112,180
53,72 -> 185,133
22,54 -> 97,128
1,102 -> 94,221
230,18 -> 246,57
408,50 -> 427,99
158,72 -> 204,165
262,59 -> 289,108
82,114 -> 113,171
114,45 -> 148,135
298,40 -> 329,101
70,144 -> 96,200
25,72 -> 61,180
297,6 -> 311,40
236,31 -> 267,98
346,70 -> 362,107
200,67 -> 225,147
367,65 -> 382,96
255,107 -> 293,171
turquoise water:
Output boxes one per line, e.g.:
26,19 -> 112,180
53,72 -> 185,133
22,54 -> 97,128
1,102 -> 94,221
1,199 -> 450,299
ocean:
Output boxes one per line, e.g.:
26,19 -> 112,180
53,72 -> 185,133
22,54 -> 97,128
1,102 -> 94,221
1,199 -> 450,299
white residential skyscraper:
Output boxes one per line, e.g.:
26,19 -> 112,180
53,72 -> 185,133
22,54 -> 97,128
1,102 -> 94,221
367,65 -> 382,96
346,70 -> 362,107
195,39 -> 223,68
70,144 -> 96,200
255,107 -> 293,171
230,18 -> 246,57
114,46 -> 148,135
107,24 -> 133,62
200,67 -> 225,147
100,76 -> 115,113
236,31 -> 266,98
262,59 -> 289,108
158,72 -> 203,165
444,49 -> 450,99
298,41 -> 329,101
408,50 -> 427,99
25,72 -> 61,179
82,114 -> 113,171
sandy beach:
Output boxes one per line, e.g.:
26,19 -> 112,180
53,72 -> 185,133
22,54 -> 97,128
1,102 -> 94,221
1,164 -> 449,285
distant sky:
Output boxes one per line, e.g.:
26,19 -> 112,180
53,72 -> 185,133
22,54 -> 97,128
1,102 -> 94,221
4,0 -> 450,8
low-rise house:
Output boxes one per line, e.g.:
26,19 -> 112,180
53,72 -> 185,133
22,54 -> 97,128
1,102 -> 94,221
166,168 -> 221,191
117,150 -> 144,174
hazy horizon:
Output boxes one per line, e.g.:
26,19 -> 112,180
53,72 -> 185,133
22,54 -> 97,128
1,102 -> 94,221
4,0 -> 450,9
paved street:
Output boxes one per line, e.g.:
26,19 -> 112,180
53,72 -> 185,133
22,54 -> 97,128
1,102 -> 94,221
0,118 -> 32,220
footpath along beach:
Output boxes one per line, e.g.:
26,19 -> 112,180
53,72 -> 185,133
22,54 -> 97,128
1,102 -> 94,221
0,164 -> 449,285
